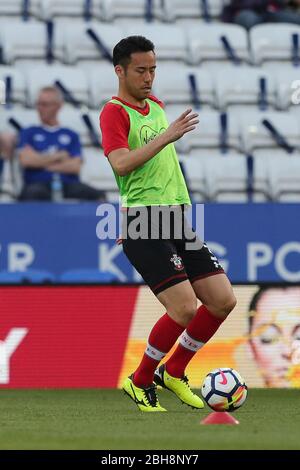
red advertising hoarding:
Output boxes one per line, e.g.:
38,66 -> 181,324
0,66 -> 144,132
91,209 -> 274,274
0,286 -> 138,388
0,285 -> 299,389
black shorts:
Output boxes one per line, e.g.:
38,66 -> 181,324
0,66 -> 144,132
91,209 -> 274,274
122,206 -> 224,295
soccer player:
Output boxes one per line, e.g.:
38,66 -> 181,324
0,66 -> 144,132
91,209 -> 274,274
100,36 -> 236,412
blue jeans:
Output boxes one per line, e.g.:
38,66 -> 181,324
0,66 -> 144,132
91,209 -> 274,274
234,9 -> 300,30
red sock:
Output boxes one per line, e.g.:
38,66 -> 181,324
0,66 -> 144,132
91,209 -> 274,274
133,313 -> 185,387
165,305 -> 224,378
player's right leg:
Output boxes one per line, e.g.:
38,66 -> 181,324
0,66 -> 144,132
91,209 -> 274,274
122,375 -> 166,412
121,235 -> 196,411
153,285 -> 204,409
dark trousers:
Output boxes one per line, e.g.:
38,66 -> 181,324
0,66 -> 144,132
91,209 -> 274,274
19,182 -> 106,201
234,9 -> 300,30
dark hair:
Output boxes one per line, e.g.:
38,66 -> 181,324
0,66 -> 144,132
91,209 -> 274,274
113,35 -> 155,67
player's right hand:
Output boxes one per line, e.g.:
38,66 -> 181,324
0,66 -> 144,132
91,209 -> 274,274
164,109 -> 199,144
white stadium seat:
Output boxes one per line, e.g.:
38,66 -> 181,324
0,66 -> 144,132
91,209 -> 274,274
0,21 -> 64,64
88,64 -> 119,108
1,107 -> 101,148
57,108 -> 101,146
0,0 -> 42,19
0,107 -> 39,133
250,23 -> 300,66
276,68 -> 300,110
215,66 -> 276,111
41,0 -> 102,20
64,22 -> 124,64
25,65 -> 90,106
80,148 -> 118,194
179,156 -> 207,201
154,66 -> 215,107
123,24 -> 187,62
101,0 -> 163,22
252,155 -> 271,202
0,66 -> 27,105
187,24 -> 249,65
163,0 -> 224,22
165,107 -> 242,153
203,155 -> 249,202
269,156 -> 300,202
240,111 -> 300,154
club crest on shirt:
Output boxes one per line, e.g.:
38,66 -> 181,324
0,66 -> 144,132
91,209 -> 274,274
170,254 -> 184,271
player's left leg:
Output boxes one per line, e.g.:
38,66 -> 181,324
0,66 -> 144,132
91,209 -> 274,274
163,273 -> 236,379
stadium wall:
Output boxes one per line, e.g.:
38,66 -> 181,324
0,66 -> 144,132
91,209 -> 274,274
0,202 -> 299,282
0,284 -> 299,389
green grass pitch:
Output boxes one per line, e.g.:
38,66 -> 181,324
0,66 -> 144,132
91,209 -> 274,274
0,389 -> 299,450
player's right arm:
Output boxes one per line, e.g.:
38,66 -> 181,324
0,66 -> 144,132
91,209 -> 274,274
101,105 -> 198,177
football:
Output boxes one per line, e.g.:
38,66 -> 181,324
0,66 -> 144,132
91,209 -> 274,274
201,368 -> 248,412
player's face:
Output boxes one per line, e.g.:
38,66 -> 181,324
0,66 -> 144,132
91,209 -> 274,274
121,51 -> 156,101
36,91 -> 62,123
250,288 -> 300,387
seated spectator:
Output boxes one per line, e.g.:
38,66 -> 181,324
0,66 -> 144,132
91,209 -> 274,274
222,0 -> 300,30
18,86 -> 105,201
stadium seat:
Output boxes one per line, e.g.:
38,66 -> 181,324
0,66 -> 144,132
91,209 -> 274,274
252,155 -> 271,202
179,156 -> 207,202
250,23 -> 300,66
276,68 -> 300,110
269,156 -> 300,202
240,111 -> 300,155
25,65 -> 90,107
187,24 -> 250,65
80,148 -> 118,193
64,22 -> 125,64
163,0 -> 224,22
154,66 -> 215,108
57,108 -> 101,146
0,159 -> 17,201
0,107 -> 39,133
162,0 -> 204,22
0,21 -> 65,65
21,269 -> 56,283
100,0 -> 163,22
0,271 -> 25,283
59,269 -> 118,283
0,66 -> 27,106
215,66 -> 276,111
0,269 -> 55,283
123,24 -> 187,62
0,0 -> 42,19
41,0 -> 102,20
165,108 -> 242,153
88,64 -> 119,108
203,155 -> 249,202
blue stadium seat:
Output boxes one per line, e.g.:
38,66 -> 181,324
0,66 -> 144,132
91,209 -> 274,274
0,271 -> 25,284
0,269 -> 56,283
59,269 -> 118,283
22,269 -> 56,283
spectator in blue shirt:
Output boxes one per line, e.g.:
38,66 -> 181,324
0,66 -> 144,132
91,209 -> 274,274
222,1 -> 300,30
18,86 -> 105,201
